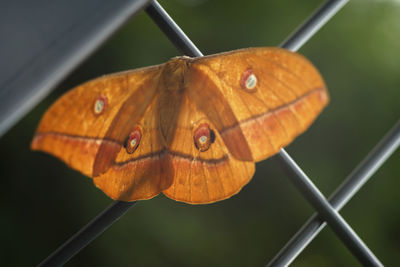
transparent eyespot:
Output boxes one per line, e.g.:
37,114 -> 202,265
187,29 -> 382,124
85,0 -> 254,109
125,127 -> 142,154
240,68 -> 257,92
194,123 -> 215,152
93,96 -> 107,115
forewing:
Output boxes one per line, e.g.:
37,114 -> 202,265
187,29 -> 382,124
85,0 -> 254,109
31,65 -> 161,177
186,47 -> 329,162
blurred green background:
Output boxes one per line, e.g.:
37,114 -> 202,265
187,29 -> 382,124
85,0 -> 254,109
1,0 -> 399,266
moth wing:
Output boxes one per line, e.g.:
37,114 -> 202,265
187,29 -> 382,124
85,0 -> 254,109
186,47 -> 329,162
31,65 -> 161,177
93,96 -> 174,201
162,91 -> 255,204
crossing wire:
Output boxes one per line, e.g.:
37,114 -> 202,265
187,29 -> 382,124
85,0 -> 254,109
36,0 -> 399,266
268,120 -> 400,266
147,1 -> 380,263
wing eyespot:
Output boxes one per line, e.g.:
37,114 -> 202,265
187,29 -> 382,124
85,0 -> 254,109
125,126 -> 142,154
194,123 -> 215,152
240,68 -> 257,92
93,96 -> 108,115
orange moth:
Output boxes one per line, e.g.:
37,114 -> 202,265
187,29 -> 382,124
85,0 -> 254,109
31,47 -> 329,204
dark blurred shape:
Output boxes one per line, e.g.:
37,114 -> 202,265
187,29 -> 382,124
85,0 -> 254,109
0,0 -> 150,138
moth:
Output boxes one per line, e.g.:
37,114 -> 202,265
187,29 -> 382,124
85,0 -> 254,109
31,47 -> 329,204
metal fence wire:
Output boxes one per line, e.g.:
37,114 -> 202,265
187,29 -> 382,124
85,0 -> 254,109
27,0 -> 400,266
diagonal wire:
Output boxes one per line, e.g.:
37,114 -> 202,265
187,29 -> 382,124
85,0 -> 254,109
268,0 -> 392,265
280,0 -> 349,51
269,120 -> 400,266
275,0 -> 380,265
36,1 -> 203,265
37,201 -> 137,267
146,0 -> 381,265
146,0 -> 202,57
276,150 -> 382,266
